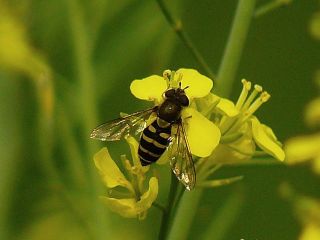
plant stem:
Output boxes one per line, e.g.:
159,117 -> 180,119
56,102 -> 87,187
167,189 -> 204,240
216,0 -> 256,97
67,1 -> 109,239
67,0 -> 98,135
156,0 -> 215,79
202,187 -> 244,240
168,1 -> 256,239
35,74 -> 58,183
227,157 -> 283,166
254,0 -> 291,18
153,202 -> 166,213
172,184 -> 185,213
58,188 -> 96,240
158,172 -> 179,240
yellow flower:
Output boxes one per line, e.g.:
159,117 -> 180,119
280,183 -> 320,240
130,68 -> 220,158
305,97 -> 320,128
309,10 -> 320,40
94,136 -> 158,219
200,79 -> 285,164
0,3 -> 49,79
300,223 -> 320,240
285,93 -> 320,174
285,134 -> 320,174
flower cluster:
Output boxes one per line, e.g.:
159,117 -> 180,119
285,80 -> 320,174
0,3 -> 49,79
280,183 -> 320,240
94,136 -> 158,219
130,68 -> 221,158
285,17 -> 320,174
94,68 -> 285,218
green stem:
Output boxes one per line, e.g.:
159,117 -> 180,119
254,0 -> 291,18
227,157 -> 283,166
202,187 -> 244,240
156,0 -> 215,79
153,201 -> 166,213
36,77 -> 58,184
216,0 -> 256,97
168,1 -> 256,239
67,0 -> 98,135
158,172 -> 179,240
67,1 -> 109,239
56,102 -> 87,188
167,189 -> 204,240
58,188 -> 96,240
172,184 -> 185,213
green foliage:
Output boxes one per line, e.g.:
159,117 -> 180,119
0,0 -> 319,240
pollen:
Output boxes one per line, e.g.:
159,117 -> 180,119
245,91 -> 271,119
260,91 -> 271,102
242,84 -> 263,110
236,79 -> 252,109
163,69 -> 172,82
221,80 -> 272,135
163,69 -> 172,77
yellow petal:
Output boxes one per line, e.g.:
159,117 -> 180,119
196,93 -> 238,118
100,197 -> 138,218
211,123 -> 255,164
182,107 -> 221,157
100,177 -> 158,219
312,155 -> 320,175
130,75 -> 167,102
227,123 -> 256,156
0,7 -> 49,79
299,223 -> 320,240
196,93 -> 220,113
210,143 -> 254,164
216,97 -> 239,117
285,133 -> 320,165
125,135 -> 140,167
156,150 -> 170,165
309,11 -> 320,40
305,97 -> 320,128
251,118 -> 285,161
94,148 -> 132,189
136,177 -> 159,212
176,68 -> 213,98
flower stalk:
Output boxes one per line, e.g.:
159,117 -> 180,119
168,1 -> 257,239
216,0 -> 256,97
254,0 -> 292,18
67,1 -> 109,239
155,0 -> 215,79
158,172 -> 179,240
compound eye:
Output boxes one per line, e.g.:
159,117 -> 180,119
164,89 -> 175,98
178,95 -> 189,106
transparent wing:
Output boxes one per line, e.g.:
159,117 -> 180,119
90,107 -> 157,141
168,120 -> 196,190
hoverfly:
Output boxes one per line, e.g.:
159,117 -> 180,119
90,71 -> 196,190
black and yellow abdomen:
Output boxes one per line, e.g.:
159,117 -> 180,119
138,119 -> 171,166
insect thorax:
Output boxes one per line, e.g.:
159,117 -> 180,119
158,99 -> 182,123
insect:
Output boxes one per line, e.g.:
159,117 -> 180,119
90,72 -> 196,190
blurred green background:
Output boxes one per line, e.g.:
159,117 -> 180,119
0,0 -> 319,239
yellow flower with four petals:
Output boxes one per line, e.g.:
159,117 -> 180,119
130,68 -> 221,158
93,68 -> 285,218
94,136 -> 158,219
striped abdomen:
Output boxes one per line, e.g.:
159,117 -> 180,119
138,119 -> 171,166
